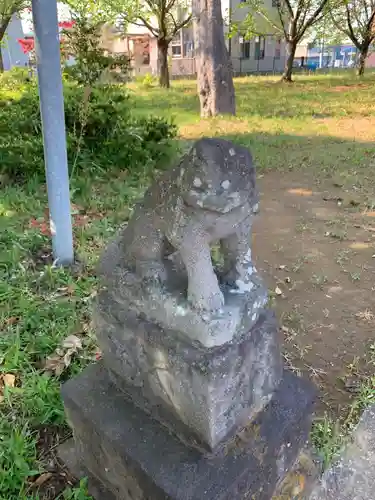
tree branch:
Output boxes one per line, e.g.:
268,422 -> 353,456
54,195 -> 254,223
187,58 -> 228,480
173,12 -> 192,32
297,0 -> 329,41
365,6 -> 375,34
165,0 -> 178,12
0,15 -> 11,41
283,0 -> 294,19
297,6 -> 308,36
361,0 -> 371,23
160,0 -> 167,38
295,0 -> 305,23
345,3 -> 362,48
137,15 -> 160,37
144,0 -> 156,10
276,3 -> 289,38
168,10 -> 179,37
256,8 -> 284,34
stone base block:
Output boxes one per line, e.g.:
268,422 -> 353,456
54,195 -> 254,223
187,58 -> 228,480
98,258 -> 268,348
58,440 -> 116,500
61,363 -> 315,500
95,307 -> 282,450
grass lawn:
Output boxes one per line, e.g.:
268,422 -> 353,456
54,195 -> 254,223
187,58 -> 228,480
1,71 -> 375,498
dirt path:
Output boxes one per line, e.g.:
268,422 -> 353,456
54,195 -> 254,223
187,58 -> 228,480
253,172 -> 375,414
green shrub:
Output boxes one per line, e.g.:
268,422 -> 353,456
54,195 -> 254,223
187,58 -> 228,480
0,83 -> 177,182
0,67 -> 31,89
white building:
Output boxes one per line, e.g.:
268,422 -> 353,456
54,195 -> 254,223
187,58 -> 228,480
1,14 -> 29,70
223,0 -> 286,74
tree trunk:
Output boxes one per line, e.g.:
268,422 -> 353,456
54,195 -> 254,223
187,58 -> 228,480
357,47 -> 368,76
157,39 -> 170,88
282,39 -> 297,82
193,0 -> 235,117
0,17 -> 12,73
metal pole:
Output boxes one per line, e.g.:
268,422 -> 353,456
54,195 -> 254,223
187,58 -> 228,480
31,0 -> 74,265
319,18 -> 325,69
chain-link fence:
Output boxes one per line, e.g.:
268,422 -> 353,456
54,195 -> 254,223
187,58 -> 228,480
168,56 -> 287,78
131,54 -> 363,81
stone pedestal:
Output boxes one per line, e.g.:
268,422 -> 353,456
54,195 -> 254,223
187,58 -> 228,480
60,139 -> 316,499
62,364 -> 314,500
61,300 -> 315,499
96,302 -> 281,451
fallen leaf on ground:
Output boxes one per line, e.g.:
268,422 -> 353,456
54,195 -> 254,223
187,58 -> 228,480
63,348 -> 76,369
62,335 -> 82,350
31,472 -> 53,488
44,334 -> 83,376
3,373 -> 15,387
0,373 -> 16,402
81,321 -> 92,334
5,316 -> 18,326
44,354 -> 66,377
73,214 -> 89,227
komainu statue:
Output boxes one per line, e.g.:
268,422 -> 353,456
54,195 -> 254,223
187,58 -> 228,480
118,138 -> 259,311
99,138 -> 266,347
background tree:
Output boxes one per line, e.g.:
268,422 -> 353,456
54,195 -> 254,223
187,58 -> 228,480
113,0 -> 192,88
236,0 -> 330,81
312,12 -> 345,47
304,15 -> 345,68
329,0 -> 375,75
61,16 -> 130,87
0,0 -> 28,71
192,0 -> 235,116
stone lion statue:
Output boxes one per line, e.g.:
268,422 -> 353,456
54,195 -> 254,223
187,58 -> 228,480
115,138 -> 258,312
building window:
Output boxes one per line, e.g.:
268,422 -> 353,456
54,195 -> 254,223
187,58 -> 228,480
275,37 -> 281,59
184,40 -> 194,57
171,33 -> 182,58
172,45 -> 182,57
254,36 -> 265,60
239,36 -> 250,58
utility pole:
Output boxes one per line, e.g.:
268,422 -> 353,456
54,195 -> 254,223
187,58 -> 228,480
319,17 -> 326,69
31,0 -> 74,265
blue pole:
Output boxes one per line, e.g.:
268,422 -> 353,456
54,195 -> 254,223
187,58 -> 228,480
31,0 -> 74,265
